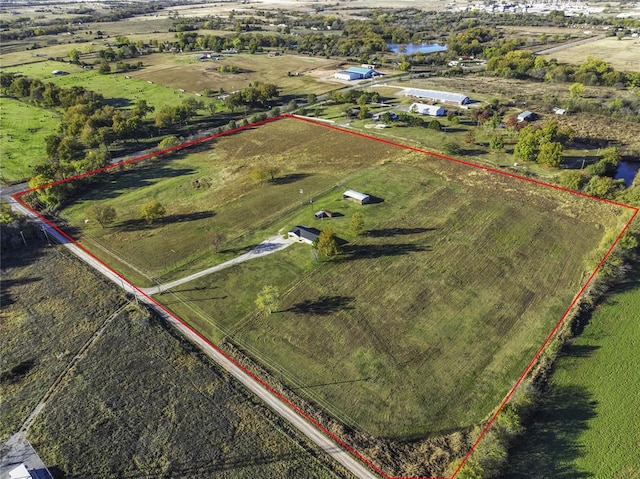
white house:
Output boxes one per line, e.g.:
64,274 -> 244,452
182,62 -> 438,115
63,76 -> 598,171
410,103 -> 446,117
9,464 -> 34,479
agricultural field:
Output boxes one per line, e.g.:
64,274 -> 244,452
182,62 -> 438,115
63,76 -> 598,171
541,36 -> 640,73
1,236 -> 347,479
500,267 -> 640,479
0,98 -> 60,182
128,52 -> 345,96
51,117 -> 632,476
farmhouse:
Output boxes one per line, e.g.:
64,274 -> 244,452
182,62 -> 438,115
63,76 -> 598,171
334,66 -> 381,81
517,110 -> 537,122
343,190 -> 370,204
404,88 -> 470,106
288,225 -> 321,244
410,103 -> 446,117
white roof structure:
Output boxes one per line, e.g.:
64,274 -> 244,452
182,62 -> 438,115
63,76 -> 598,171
9,464 -> 34,479
410,103 -> 445,116
343,190 -> 370,203
404,88 -> 470,105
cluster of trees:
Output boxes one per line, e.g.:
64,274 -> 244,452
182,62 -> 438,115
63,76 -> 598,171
154,98 -> 204,129
558,147 -> 625,199
487,50 -> 640,89
223,82 -> 279,110
513,120 -> 572,167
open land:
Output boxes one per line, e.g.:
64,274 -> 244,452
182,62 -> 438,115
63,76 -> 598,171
53,117 -> 631,475
1,240 -> 347,479
500,269 -> 640,479
541,36 -> 640,73
129,52 -> 345,96
0,98 -> 60,182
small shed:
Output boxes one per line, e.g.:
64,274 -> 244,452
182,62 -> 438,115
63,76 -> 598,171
410,103 -> 446,117
288,225 -> 321,244
517,110 -> 537,122
343,190 -> 370,204
314,210 -> 333,219
51,70 -> 68,76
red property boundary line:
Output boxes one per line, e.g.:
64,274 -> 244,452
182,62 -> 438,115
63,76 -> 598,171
13,114 -> 639,479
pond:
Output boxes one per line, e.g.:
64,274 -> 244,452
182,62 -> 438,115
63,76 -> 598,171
387,43 -> 448,54
614,161 -> 640,187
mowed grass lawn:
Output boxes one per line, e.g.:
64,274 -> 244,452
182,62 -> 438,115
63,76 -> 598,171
501,270 -> 640,479
57,117 -> 631,440
0,97 -> 60,182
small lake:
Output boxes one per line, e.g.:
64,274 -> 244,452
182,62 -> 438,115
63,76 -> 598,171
387,43 -> 448,54
614,161 -> 640,187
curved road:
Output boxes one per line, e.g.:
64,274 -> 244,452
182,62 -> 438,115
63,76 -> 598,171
6,194 -> 380,479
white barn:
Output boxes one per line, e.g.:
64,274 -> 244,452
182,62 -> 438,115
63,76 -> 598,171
405,88 -> 470,106
343,190 -> 370,204
410,103 -> 446,117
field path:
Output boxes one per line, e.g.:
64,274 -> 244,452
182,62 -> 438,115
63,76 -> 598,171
141,234 -> 294,295
536,34 -> 606,55
7,196 -> 380,479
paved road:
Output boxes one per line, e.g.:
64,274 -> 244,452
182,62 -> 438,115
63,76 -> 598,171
142,234 -> 294,295
6,194 -> 381,479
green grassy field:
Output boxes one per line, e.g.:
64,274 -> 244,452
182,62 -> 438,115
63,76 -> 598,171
2,238 -> 346,479
0,97 -> 60,182
60,119 -> 408,285
4,60 -> 195,110
55,118 -> 631,447
500,268 -> 640,479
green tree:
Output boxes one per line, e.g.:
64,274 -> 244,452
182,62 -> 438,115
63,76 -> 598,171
536,141 -> 563,167
255,285 -> 279,317
140,200 -> 166,225
98,62 -> 111,74
428,119 -> 442,131
558,170 -> 584,191
315,227 -> 340,259
583,176 -> 624,199
349,213 -> 365,237
444,141 -> 463,156
513,126 -> 538,161
158,135 -> 181,150
88,204 -> 117,228
569,82 -> 585,99
489,135 -> 505,152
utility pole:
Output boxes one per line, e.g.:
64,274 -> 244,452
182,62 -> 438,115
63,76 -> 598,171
41,226 -> 51,246
19,230 -> 27,247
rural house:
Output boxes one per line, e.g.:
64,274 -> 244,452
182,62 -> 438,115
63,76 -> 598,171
343,190 -> 370,204
288,225 -> 321,244
410,103 -> 446,117
334,66 -> 381,81
404,88 -> 470,106
9,464 -> 34,479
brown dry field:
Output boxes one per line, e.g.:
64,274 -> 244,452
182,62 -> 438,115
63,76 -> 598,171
542,36 -> 640,73
129,52 -> 345,95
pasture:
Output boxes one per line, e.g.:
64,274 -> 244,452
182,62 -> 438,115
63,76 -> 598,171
501,269 -> 640,479
54,117 -> 631,450
4,60 -> 196,110
541,36 -> 640,73
128,52 -> 345,96
0,97 -> 60,182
